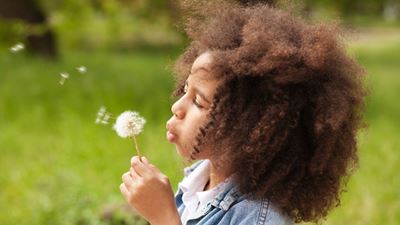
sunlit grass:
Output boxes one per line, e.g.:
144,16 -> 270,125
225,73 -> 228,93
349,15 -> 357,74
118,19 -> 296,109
0,49 -> 183,224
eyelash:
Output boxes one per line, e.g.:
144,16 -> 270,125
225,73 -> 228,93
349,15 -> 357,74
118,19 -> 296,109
183,85 -> 204,109
193,100 -> 204,109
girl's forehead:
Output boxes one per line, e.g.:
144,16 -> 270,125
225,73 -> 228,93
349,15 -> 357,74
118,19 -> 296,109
191,51 -> 213,74
189,51 -> 220,85
187,70 -> 214,84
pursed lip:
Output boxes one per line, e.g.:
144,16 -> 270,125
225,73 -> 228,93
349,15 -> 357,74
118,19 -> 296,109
166,122 -> 178,141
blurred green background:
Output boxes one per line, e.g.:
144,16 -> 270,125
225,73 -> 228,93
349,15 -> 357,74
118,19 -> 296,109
0,0 -> 399,224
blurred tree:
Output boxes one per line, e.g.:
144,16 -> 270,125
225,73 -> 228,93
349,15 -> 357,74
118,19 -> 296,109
0,0 -> 57,58
167,0 -> 182,23
383,0 -> 399,21
336,0 -> 382,17
306,0 -> 396,19
1,0 -> 396,55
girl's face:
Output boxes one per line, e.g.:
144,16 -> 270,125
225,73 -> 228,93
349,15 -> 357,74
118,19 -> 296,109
166,52 -> 221,160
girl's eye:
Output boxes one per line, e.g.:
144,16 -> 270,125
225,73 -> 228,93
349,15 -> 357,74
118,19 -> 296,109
183,83 -> 204,109
193,99 -> 204,109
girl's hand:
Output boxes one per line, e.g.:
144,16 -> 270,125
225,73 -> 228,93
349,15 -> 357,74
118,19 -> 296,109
120,156 -> 181,225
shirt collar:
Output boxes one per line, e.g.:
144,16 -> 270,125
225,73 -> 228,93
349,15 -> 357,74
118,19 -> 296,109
177,160 -> 242,212
178,159 -> 211,194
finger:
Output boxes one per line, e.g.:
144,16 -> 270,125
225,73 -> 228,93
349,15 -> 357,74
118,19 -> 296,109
119,183 -> 130,200
141,156 -> 157,171
141,156 -> 149,164
140,156 -> 160,172
122,172 -> 134,190
149,163 -> 161,174
130,167 -> 140,180
131,156 -> 150,177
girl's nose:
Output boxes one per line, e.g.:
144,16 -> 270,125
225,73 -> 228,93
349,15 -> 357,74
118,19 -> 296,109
174,110 -> 184,119
171,99 -> 185,119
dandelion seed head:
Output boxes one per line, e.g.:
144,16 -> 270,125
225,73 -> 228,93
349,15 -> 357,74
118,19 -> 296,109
113,111 -> 146,138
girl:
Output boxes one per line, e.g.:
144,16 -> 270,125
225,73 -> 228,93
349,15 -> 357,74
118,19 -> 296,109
120,1 -> 367,225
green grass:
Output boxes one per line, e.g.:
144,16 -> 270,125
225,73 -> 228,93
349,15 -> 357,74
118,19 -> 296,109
0,49 -> 185,224
0,31 -> 399,224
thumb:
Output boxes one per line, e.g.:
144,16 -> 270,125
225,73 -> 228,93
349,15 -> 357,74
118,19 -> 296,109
142,157 -> 161,172
141,156 -> 149,164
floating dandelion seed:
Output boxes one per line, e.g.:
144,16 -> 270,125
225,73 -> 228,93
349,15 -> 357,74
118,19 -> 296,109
60,72 -> 69,79
59,72 -> 70,85
97,106 -> 106,116
102,114 -> 110,124
9,42 -> 25,53
113,111 -> 146,159
76,66 -> 87,74
95,106 -> 111,125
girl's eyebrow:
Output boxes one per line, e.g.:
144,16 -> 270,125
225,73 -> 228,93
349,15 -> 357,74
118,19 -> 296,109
185,80 -> 211,104
190,66 -> 209,74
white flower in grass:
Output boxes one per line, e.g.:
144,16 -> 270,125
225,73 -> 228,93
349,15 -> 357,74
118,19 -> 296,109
113,111 -> 146,138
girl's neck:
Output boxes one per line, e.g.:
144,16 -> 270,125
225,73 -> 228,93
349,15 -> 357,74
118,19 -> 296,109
204,160 -> 229,191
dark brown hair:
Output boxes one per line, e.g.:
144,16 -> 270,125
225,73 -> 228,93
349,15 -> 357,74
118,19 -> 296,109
171,1 -> 367,223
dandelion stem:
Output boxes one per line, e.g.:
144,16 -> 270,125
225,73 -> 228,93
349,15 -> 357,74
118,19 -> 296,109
132,135 -> 142,161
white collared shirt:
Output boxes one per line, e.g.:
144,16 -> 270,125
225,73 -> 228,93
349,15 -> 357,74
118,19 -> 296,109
178,160 -> 230,225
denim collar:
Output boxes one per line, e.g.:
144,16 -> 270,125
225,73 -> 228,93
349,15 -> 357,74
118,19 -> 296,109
177,178 -> 242,222
209,178 -> 242,211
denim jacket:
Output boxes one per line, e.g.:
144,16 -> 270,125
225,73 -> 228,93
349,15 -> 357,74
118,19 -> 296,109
175,161 -> 294,225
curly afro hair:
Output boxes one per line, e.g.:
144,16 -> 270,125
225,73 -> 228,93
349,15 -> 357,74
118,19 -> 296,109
171,1 -> 367,223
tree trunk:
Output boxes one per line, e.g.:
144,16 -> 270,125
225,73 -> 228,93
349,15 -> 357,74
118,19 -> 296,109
0,0 -> 58,58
